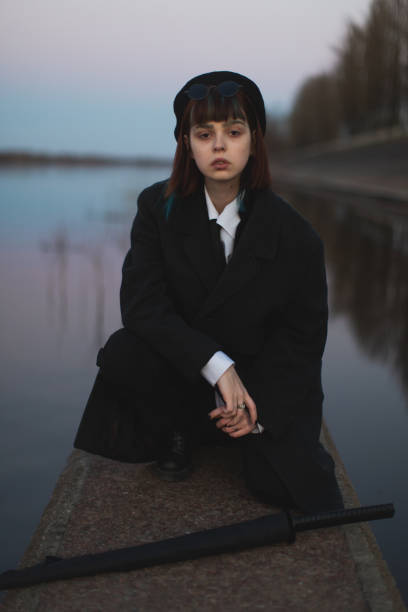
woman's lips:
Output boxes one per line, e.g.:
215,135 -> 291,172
212,159 -> 229,169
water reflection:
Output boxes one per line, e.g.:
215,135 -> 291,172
287,190 -> 408,602
41,229 -> 70,340
290,191 -> 408,403
0,166 -> 170,579
0,169 -> 406,603
39,225 -> 125,355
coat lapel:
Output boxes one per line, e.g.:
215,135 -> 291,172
198,190 -> 282,317
169,188 -> 282,316
169,190 -> 220,292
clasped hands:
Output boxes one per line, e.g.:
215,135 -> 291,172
209,365 -> 257,438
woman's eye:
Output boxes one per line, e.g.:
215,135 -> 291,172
198,132 -> 210,139
230,129 -> 241,137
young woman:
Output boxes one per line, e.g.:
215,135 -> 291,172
74,71 -> 343,512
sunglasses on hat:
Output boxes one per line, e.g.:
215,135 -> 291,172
184,81 -> 242,101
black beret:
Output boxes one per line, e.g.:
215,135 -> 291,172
173,70 -> 266,140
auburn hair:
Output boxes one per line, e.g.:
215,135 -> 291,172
165,89 -> 272,199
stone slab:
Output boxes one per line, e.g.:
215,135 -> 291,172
2,427 -> 405,611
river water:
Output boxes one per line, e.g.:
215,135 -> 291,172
0,166 -> 407,603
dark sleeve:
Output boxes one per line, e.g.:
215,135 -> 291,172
120,187 -> 221,382
246,238 -> 328,439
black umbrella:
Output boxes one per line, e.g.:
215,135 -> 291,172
0,503 -> 394,590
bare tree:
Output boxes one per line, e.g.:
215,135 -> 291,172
282,0 -> 408,150
290,74 -> 340,147
335,21 -> 366,134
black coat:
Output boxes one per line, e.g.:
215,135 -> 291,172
75,181 -> 339,510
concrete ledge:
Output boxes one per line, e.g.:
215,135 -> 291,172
2,428 -> 405,611
322,424 -> 405,612
274,174 -> 408,206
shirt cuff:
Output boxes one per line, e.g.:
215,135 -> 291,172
201,351 -> 234,387
251,422 -> 265,434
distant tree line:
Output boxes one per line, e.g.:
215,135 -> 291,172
0,151 -> 172,167
270,0 -> 408,149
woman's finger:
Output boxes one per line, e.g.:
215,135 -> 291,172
223,423 -> 252,437
222,411 -> 250,433
216,417 -> 232,429
244,392 -> 257,424
227,415 -> 254,437
217,412 -> 243,429
208,406 -> 226,420
222,417 -> 244,430
228,426 -> 252,437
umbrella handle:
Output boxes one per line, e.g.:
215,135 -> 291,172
292,503 -> 395,532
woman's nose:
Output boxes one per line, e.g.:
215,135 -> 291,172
213,132 -> 226,151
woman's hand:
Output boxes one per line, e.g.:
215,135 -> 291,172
208,365 -> 257,437
209,405 -> 256,437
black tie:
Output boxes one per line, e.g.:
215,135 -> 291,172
209,219 -> 226,278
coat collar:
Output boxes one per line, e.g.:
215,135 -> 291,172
169,189 -> 220,292
169,188 -> 282,315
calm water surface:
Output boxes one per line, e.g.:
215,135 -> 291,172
0,168 -> 407,603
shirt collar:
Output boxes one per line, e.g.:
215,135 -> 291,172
204,187 -> 241,238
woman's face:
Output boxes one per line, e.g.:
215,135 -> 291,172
186,117 -> 253,190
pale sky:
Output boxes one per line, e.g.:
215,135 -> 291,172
0,0 -> 373,156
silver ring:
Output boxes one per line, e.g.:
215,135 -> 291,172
237,402 -> 246,411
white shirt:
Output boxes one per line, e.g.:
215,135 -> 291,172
200,187 -> 264,434
200,188 -> 239,385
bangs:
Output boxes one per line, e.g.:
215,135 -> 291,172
186,90 -> 253,130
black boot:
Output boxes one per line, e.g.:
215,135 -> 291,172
154,430 -> 192,482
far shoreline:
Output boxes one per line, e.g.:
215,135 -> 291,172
0,150 -> 172,168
